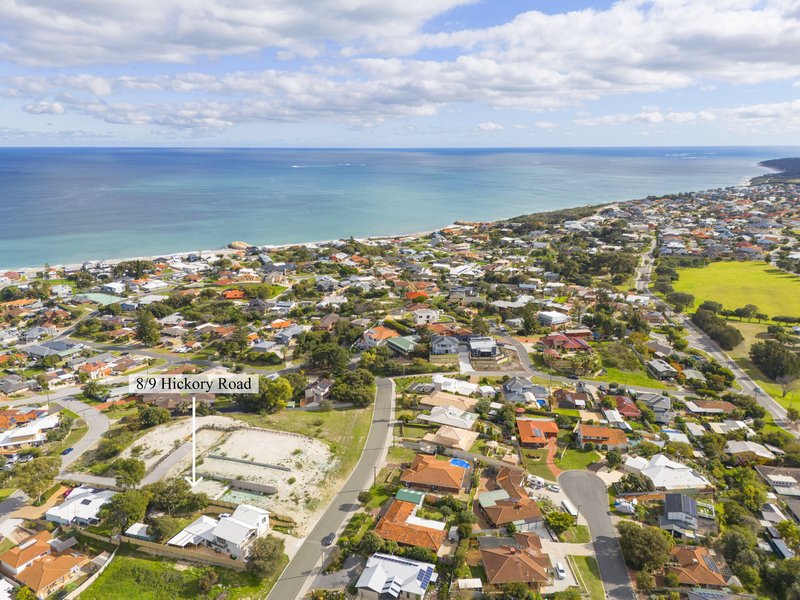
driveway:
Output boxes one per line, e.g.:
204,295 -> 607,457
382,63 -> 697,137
560,471 -> 635,600
266,378 -> 395,600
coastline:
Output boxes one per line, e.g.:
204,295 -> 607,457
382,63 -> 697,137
1,153 -> 779,274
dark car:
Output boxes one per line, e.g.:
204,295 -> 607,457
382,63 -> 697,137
567,374 -> 579,380
61,447 -> 74,455
321,532 -> 335,547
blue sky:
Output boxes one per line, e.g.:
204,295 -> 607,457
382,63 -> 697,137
1,0 -> 799,147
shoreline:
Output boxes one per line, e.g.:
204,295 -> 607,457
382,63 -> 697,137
1,157 -> 780,274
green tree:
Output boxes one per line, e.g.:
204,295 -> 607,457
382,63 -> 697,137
308,342 -> 350,374
146,478 -> 208,515
136,308 -> 160,346
359,530 -> 384,554
15,456 -> 60,502
137,404 -> 171,428
15,586 -> 37,600
240,376 -> 292,413
545,511 -> 575,535
146,514 -> 184,542
100,489 -> 152,533
618,521 -> 674,571
606,449 -> 622,470
666,292 -> 695,313
114,457 -> 146,488
247,535 -> 286,578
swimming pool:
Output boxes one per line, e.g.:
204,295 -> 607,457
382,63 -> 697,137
450,458 -> 470,469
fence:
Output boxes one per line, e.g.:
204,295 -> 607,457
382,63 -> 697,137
64,548 -> 117,600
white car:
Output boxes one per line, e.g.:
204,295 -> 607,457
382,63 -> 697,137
555,562 -> 566,580
547,484 -> 560,493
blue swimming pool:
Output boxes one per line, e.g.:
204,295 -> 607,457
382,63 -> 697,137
450,458 -> 470,469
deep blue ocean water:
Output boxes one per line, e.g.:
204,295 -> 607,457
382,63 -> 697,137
0,147 -> 793,269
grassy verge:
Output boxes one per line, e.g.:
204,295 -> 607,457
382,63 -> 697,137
569,555 -> 605,600
560,524 -> 591,544
556,447 -> 600,471
586,367 -> 673,390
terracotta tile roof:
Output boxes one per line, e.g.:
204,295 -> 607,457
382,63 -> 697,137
483,468 -> 543,526
0,530 -> 52,569
374,500 -> 446,551
365,326 -> 400,342
516,419 -> 559,446
578,424 -> 628,446
17,552 -> 89,594
614,396 -> 642,418
667,546 -> 727,588
480,532 -> 551,585
400,454 -> 467,492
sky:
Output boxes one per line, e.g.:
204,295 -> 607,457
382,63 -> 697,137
1,0 -> 800,147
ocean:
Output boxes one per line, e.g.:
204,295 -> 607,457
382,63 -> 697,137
0,146 -> 793,269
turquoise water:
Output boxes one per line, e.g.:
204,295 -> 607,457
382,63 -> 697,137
0,147 -> 792,269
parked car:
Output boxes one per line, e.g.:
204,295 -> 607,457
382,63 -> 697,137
322,532 -> 335,546
555,562 -> 566,580
547,484 -> 560,493
61,447 -> 74,456
567,374 -> 579,380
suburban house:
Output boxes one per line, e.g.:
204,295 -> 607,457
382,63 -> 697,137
430,335 -> 459,355
554,388 -> 590,409
421,425 -> 479,452
503,377 -> 548,406
467,337 -> 498,358
419,391 -> 478,413
0,531 -> 90,599
660,493 -> 699,538
479,532 -> 552,588
647,359 -> 679,380
358,325 -> 400,349
684,399 -> 737,416
516,418 -> 559,448
576,424 -> 628,450
624,454 -> 712,491
725,440 -> 776,463
303,378 -> 333,406
538,310 -> 570,327
417,406 -> 478,430
374,496 -> 447,552
636,392 -> 674,424
167,504 -> 270,559
478,467 -> 543,530
665,546 -> 730,589
387,336 -> 418,357
45,487 -> 116,526
411,308 -> 440,326
355,553 -> 437,600
613,396 -> 642,419
400,454 -> 469,493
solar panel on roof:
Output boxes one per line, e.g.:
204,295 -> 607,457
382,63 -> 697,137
703,556 -> 721,573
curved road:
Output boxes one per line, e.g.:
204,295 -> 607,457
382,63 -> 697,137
266,377 -> 395,600
560,471 -> 635,600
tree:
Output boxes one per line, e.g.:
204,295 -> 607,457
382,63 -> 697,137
501,582 -> 537,600
83,379 -> 110,401
198,568 -> 220,594
330,369 -> 376,407
15,456 -> 60,502
240,376 -> 292,413
136,309 -> 160,346
666,292 -> 695,313
100,489 -> 152,533
308,343 -> 350,374
146,514 -> 184,542
750,340 -> 800,382
618,521 -> 674,571
146,478 -> 208,515
788,407 -> 800,424
114,457 -> 146,488
606,449 -> 622,470
137,404 -> 171,428
545,511 -> 575,535
359,530 -> 384,554
636,571 -> 656,592
247,535 -> 286,578
15,587 -> 37,600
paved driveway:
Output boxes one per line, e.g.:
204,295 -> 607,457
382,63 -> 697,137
560,471 -> 635,600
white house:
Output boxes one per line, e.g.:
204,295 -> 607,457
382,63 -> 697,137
167,504 -> 270,559
411,308 -> 440,326
538,311 -> 570,327
624,454 -> 711,491
418,406 -> 478,430
430,336 -> 459,355
46,487 -> 116,526
355,553 -> 437,600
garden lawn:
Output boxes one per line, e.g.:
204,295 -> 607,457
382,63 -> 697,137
556,447 -> 600,470
234,406 -> 372,478
81,554 -> 283,600
673,261 -> 800,318
570,555 -> 605,600
587,367 -> 673,390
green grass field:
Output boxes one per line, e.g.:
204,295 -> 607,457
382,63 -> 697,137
556,447 -> 600,470
673,261 -> 800,318
82,554 -> 281,600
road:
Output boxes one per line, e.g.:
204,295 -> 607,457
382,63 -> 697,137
560,471 -> 635,600
266,377 -> 395,600
635,240 -> 795,432
54,397 -> 110,473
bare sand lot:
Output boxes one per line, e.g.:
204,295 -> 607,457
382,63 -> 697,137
121,415 -> 335,534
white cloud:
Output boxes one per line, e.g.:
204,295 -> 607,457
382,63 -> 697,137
574,109 -> 717,127
477,121 -> 503,131
23,101 -> 65,114
533,121 -> 558,130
